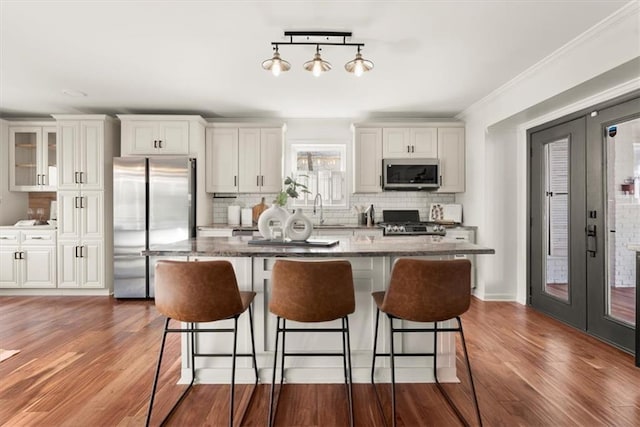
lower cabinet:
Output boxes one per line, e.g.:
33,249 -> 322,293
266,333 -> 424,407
0,229 -> 56,288
445,228 -> 476,288
57,240 -> 103,288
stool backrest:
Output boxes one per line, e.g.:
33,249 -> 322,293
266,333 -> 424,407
270,260 -> 355,322
382,259 -> 471,322
155,260 -> 243,323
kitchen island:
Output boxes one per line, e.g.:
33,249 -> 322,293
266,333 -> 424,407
144,235 -> 494,384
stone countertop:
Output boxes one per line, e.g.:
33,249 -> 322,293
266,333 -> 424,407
0,224 -> 57,230
628,244 -> 640,252
198,223 -> 478,231
144,235 -> 495,257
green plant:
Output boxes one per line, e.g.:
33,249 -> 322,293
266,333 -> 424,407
275,175 -> 311,206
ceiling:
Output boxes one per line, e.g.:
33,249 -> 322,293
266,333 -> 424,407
0,0 -> 631,119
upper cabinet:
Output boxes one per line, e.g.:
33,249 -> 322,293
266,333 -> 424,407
382,127 -> 437,158
118,115 -> 205,156
56,120 -> 106,190
205,124 -> 283,194
9,123 -> 57,191
353,128 -> 383,193
437,127 -> 465,193
353,122 -> 465,193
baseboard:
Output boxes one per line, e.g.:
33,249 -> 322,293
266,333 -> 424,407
0,288 -> 111,296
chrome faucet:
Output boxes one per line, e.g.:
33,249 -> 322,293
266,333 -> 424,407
313,193 -> 325,225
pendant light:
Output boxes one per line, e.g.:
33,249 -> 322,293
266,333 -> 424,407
303,45 -> 332,77
345,46 -> 374,77
261,45 -> 291,77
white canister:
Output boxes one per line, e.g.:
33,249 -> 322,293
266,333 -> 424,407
241,208 -> 252,226
227,205 -> 241,226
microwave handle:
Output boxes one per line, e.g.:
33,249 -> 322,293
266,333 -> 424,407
439,174 -> 442,186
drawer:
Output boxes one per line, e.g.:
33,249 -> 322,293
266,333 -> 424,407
0,230 -> 20,242
21,230 -> 56,245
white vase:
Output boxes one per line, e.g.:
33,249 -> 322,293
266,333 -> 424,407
284,208 -> 313,242
257,204 -> 289,240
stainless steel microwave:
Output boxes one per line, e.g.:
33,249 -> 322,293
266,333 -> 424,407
382,158 -> 440,190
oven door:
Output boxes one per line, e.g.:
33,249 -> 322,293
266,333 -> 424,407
383,158 -> 440,190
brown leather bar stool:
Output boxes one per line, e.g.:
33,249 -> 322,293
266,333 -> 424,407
146,260 -> 258,427
371,259 -> 482,427
268,259 -> 356,427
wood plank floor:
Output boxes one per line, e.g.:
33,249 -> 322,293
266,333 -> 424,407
0,296 -> 638,426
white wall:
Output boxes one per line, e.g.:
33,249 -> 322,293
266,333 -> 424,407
0,119 -> 28,225
457,2 -> 640,302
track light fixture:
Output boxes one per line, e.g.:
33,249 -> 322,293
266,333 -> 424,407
262,31 -> 373,77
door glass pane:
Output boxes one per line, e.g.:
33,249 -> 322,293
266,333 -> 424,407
14,131 -> 38,186
606,117 -> 639,326
46,130 -> 57,186
544,138 -> 569,301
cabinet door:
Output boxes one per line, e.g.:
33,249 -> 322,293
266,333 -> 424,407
354,128 -> 383,193
206,128 -> 238,192
122,121 -> 157,155
238,128 -> 261,193
437,128 -> 465,193
411,128 -> 438,157
259,128 -> 283,193
80,121 -> 104,190
57,191 -> 81,240
158,121 -> 189,154
10,126 -> 41,191
57,241 -> 80,288
57,121 -> 81,189
22,246 -> 56,288
41,126 -> 57,190
81,241 -> 103,288
81,191 -> 104,239
0,244 -> 19,287
382,128 -> 411,158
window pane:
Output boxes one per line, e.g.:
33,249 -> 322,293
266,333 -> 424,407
290,144 -> 346,208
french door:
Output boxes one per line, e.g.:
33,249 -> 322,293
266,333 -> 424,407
530,96 -> 639,357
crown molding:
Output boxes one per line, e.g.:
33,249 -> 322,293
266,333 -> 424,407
458,1 -> 639,121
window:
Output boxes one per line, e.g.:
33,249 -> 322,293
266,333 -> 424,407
289,143 -> 347,208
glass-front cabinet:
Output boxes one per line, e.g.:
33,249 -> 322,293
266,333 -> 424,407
9,125 -> 57,191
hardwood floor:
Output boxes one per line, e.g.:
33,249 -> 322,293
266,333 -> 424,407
0,296 -> 639,426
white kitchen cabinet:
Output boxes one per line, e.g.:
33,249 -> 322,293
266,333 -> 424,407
205,125 -> 283,194
446,228 -> 476,288
120,120 -> 190,155
57,191 -> 104,240
57,120 -> 104,190
353,127 -> 383,193
9,124 -> 57,191
437,127 -> 465,193
382,127 -> 437,158
53,114 -> 118,292
57,240 -> 103,288
0,229 -> 56,288
206,128 -> 239,192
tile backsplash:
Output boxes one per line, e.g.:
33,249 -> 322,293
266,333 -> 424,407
211,192 -> 456,225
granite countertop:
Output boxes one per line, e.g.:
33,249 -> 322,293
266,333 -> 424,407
144,235 -> 495,258
0,224 -> 57,230
198,223 -> 477,231
628,244 -> 640,252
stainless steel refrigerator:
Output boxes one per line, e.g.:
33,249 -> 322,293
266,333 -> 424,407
113,157 -> 196,298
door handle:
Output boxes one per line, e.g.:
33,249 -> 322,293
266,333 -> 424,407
14,252 -> 19,260
75,171 -> 80,184
257,176 -> 260,186
79,171 -> 84,183
75,246 -> 80,258
20,252 -> 25,260
379,175 -> 382,187
75,196 -> 80,209
407,145 -> 410,153
36,174 -> 41,185
411,145 -> 415,153
234,176 -> 237,187
153,140 -> 158,148
587,224 -> 597,257
261,175 -> 264,186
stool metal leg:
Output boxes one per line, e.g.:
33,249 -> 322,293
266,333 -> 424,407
371,308 -> 380,384
434,318 -> 483,427
146,318 -> 196,427
248,306 -> 259,384
389,315 -> 397,427
268,316 -> 281,427
280,319 -> 286,386
344,316 -> 355,427
229,316 -> 239,427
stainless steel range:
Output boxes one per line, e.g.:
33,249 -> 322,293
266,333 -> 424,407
379,210 -> 446,236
